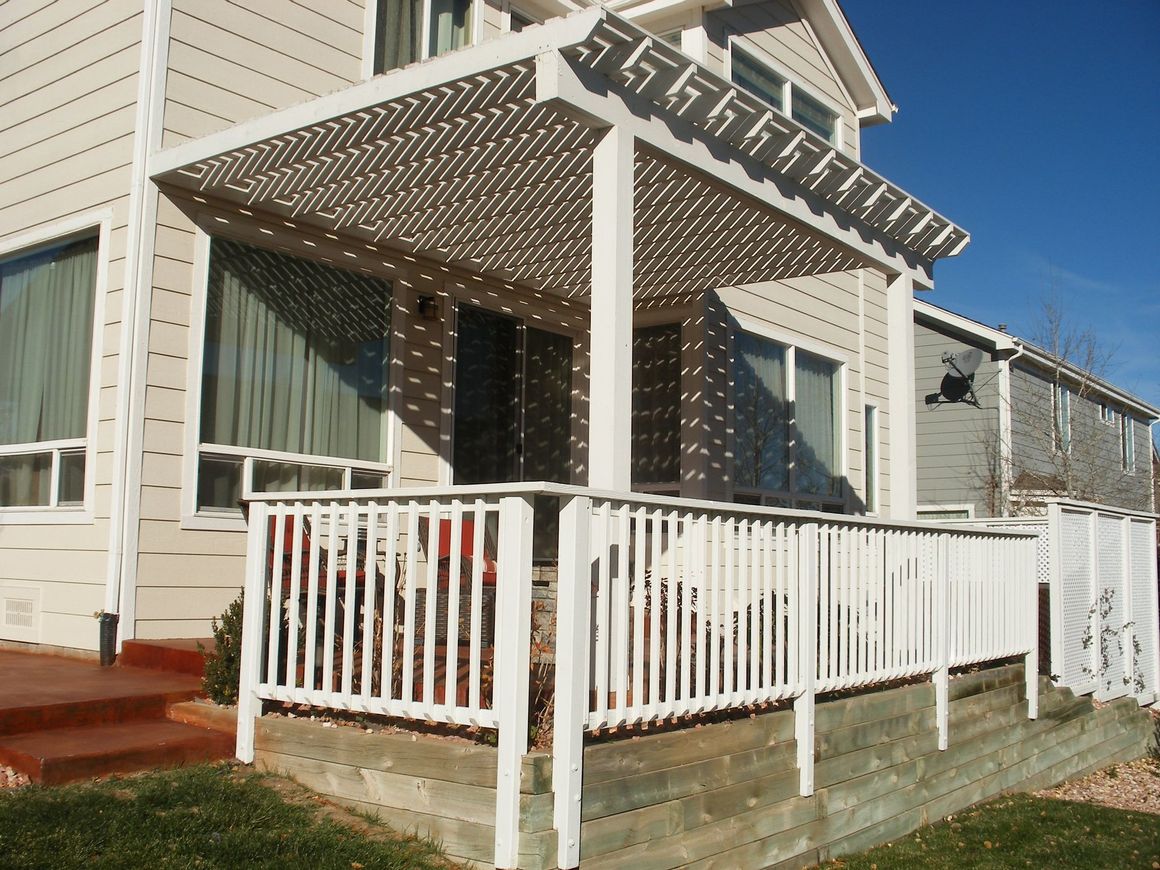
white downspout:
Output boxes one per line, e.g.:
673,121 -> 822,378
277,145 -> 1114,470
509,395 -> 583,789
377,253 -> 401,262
104,0 -> 172,642
997,340 -> 1025,517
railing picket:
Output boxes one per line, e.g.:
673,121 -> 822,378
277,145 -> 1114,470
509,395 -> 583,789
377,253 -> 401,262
709,516 -> 722,705
304,502 -> 322,695
341,501 -> 358,702
592,501 -> 611,727
631,506 -> 647,722
380,502 -> 399,702
401,502 -> 419,705
648,509 -> 663,716
680,513 -> 695,713
664,510 -> 678,708
468,500 -> 485,717
614,504 -> 631,724
423,500 -> 440,706
445,500 -> 464,711
286,502 -> 304,691
266,508 -> 286,689
322,503 -> 340,699
361,504 -> 379,700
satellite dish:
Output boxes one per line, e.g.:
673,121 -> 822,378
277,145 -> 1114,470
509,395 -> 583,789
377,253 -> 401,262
924,348 -> 983,409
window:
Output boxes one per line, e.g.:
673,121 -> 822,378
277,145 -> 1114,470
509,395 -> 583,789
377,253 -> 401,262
1099,402 -> 1112,424
1053,383 -> 1070,454
508,7 -> 534,31
196,238 -> 394,512
632,324 -> 682,489
732,331 -> 843,508
656,28 -> 683,49
1121,415 -> 1135,472
730,47 -> 785,111
729,43 -> 839,145
373,0 -> 471,73
864,404 -> 878,513
0,234 -> 99,508
791,89 -> 837,144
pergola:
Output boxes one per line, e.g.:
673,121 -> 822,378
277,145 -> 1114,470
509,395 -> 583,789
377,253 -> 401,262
152,6 -> 967,492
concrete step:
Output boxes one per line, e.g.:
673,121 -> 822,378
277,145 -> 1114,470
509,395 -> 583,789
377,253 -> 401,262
117,638 -> 213,677
0,719 -> 234,785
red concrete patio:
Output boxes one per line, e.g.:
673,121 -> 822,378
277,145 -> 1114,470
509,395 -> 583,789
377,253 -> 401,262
0,644 -> 233,785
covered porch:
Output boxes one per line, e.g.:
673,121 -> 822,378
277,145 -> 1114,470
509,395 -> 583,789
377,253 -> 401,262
151,7 -> 966,516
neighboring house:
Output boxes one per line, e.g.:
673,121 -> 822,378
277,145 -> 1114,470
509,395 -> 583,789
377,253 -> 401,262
0,0 -> 970,655
914,299 -> 1159,520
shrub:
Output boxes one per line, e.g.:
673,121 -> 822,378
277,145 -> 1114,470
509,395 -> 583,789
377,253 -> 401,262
200,591 -> 244,705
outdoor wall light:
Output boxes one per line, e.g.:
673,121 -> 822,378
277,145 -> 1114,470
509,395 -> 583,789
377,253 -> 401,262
416,295 -> 440,321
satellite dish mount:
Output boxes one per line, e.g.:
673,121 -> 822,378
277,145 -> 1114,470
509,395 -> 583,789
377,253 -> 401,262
925,348 -> 983,409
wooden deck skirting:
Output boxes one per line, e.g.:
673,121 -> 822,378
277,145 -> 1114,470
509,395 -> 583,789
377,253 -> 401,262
253,664 -> 1153,869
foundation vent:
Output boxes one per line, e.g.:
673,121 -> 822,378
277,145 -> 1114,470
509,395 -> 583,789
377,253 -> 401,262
1,586 -> 41,643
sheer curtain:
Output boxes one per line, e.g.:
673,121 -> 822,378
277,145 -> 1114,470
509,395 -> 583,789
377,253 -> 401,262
733,332 -> 788,492
794,350 -> 839,497
375,0 -> 422,72
0,237 -> 97,505
200,240 -> 392,489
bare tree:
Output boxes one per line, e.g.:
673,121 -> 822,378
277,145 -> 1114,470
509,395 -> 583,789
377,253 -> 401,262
974,294 -> 1148,516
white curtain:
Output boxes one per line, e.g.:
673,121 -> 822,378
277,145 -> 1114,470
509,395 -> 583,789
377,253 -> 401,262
200,240 -> 392,466
794,350 -> 839,497
733,332 -> 788,491
375,0 -> 422,71
0,238 -> 97,506
429,0 -> 470,55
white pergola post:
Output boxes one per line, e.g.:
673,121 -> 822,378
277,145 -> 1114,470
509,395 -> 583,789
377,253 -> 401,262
886,273 -> 917,519
588,125 -> 634,492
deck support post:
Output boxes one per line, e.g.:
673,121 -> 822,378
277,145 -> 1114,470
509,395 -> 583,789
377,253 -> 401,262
935,534 -> 951,750
493,495 -> 534,869
588,124 -> 634,491
553,495 -> 593,869
1024,535 -> 1039,719
236,500 -> 270,763
795,522 -> 818,797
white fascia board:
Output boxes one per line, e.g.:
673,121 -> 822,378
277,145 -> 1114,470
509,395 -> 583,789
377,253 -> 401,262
914,299 -> 1016,353
148,9 -> 608,179
798,0 -> 893,125
535,50 -> 934,286
1013,341 -> 1160,421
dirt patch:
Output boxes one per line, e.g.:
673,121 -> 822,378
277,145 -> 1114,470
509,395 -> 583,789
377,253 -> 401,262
1035,708 -> 1160,816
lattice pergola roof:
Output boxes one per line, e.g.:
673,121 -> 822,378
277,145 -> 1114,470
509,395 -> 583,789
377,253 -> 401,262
154,8 -> 966,300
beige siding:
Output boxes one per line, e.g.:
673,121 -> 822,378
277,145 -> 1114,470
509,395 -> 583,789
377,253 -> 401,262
161,0 -> 364,147
705,0 -> 858,159
0,0 -> 143,651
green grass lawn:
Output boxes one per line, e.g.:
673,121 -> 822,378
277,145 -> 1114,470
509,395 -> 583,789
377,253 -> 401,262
825,793 -> 1160,869
0,764 -> 455,869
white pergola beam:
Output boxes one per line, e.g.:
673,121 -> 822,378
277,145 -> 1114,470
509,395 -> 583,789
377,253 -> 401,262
588,125 -> 634,490
535,53 -> 934,285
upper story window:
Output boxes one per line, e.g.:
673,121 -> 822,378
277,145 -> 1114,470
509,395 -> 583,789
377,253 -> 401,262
508,7 -> 535,32
196,238 -> 394,513
729,43 -> 839,146
373,0 -> 471,74
0,234 -> 99,509
1120,415 -> 1135,472
656,28 -> 683,50
732,330 -> 844,510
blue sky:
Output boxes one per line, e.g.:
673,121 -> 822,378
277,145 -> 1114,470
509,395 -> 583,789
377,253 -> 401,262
842,1 -> 1160,444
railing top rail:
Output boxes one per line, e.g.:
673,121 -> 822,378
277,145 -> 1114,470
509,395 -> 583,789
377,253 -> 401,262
1044,498 -> 1159,521
244,482 -> 1039,539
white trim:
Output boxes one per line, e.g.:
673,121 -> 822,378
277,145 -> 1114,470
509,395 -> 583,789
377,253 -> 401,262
107,0 -> 173,640
0,210 -> 112,526
886,272 -> 916,519
731,314 -> 852,369
863,401 -> 879,516
361,0 -> 378,80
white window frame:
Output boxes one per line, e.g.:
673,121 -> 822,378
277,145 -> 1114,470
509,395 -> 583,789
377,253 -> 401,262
727,317 -> 849,510
1121,414 -> 1135,473
182,213 -> 404,531
1053,382 -> 1071,454
863,402 -> 879,516
0,210 -> 112,525
363,0 -> 481,78
502,1 -> 539,33
725,36 -> 844,149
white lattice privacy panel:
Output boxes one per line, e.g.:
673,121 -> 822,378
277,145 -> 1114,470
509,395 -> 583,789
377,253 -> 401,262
1056,509 -> 1096,693
1130,519 -> 1160,700
1046,503 -> 1160,704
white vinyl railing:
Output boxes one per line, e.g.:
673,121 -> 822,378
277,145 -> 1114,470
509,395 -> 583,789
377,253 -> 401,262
235,483 -> 1038,870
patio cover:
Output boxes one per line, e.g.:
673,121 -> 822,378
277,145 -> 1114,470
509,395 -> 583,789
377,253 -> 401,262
150,8 -> 968,299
